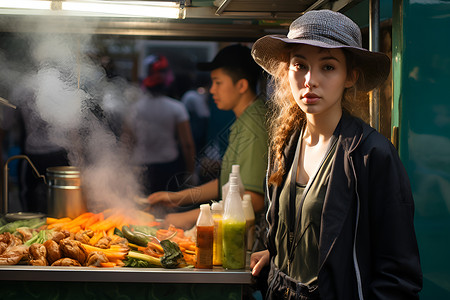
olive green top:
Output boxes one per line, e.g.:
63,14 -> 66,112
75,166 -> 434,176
274,140 -> 337,285
219,97 -> 268,196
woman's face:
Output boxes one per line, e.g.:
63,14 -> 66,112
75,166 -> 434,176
288,45 -> 355,116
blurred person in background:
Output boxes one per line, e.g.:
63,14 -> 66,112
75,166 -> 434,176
181,72 -> 211,184
122,54 -> 196,201
148,44 -> 268,230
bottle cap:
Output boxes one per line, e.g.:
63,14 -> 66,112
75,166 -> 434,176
232,164 -> 240,173
243,194 -> 251,203
200,203 -> 210,211
211,202 -> 223,211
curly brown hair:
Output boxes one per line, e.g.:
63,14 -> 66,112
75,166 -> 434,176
266,48 -> 361,186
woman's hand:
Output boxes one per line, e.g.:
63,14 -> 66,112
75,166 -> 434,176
250,249 -> 270,276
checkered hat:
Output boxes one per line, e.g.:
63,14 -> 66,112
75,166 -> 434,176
251,10 -> 390,91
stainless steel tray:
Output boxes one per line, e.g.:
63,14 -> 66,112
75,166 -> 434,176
0,265 -> 252,284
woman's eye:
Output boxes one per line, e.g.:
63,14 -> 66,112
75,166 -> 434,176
290,63 -> 306,71
323,65 -> 335,71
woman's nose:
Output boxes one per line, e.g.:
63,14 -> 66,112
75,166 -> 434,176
304,71 -> 317,88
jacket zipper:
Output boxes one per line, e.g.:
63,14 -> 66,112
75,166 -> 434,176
350,155 -> 364,300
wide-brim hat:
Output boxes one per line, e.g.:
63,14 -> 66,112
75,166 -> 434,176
251,10 -> 390,91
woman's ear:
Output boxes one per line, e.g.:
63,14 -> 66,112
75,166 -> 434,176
345,70 -> 359,88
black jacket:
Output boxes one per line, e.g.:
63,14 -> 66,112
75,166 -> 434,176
266,113 -> 422,299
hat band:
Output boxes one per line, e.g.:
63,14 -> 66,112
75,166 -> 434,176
289,24 -> 362,48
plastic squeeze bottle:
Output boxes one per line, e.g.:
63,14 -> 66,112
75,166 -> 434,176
196,203 -> 214,269
211,202 -> 223,266
222,176 -> 246,269
221,164 -> 245,201
242,194 -> 255,251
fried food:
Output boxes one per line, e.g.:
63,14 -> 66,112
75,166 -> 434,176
59,239 -> 88,265
44,239 -> 62,265
51,258 -> 81,266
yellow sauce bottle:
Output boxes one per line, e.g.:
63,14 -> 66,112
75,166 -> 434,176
211,202 -> 223,266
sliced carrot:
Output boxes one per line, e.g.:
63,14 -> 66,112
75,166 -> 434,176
139,247 -> 164,258
61,213 -> 94,230
89,231 -> 104,246
184,249 -> 196,255
69,225 -> 82,233
82,244 -> 128,261
100,262 -> 116,268
178,242 -> 196,251
107,259 -> 125,267
107,227 -> 115,237
97,213 -> 104,222
71,212 -> 95,223
183,253 -> 196,265
167,225 -> 185,237
90,219 -> 113,231
47,221 -> 70,230
47,217 -> 72,225
147,242 -> 164,253
84,214 -> 100,229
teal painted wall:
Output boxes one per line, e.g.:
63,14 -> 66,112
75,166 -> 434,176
392,0 -> 450,298
345,0 -> 393,28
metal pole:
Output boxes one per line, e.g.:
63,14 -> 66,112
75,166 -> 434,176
369,0 -> 380,131
215,0 -> 233,15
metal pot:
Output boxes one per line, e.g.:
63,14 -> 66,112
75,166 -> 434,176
46,166 -> 87,219
2,155 -> 87,220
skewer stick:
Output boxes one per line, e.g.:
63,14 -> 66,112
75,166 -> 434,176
0,97 -> 17,109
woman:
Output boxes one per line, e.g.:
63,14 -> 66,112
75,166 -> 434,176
250,10 -> 422,299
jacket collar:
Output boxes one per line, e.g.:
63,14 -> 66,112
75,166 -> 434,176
318,113 -> 374,269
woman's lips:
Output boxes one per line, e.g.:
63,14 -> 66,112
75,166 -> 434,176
302,93 -> 320,104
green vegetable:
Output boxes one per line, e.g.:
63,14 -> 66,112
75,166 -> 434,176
125,250 -> 162,267
24,229 -> 52,246
131,225 -> 158,237
113,227 -> 123,237
124,256 -> 152,268
160,239 -> 185,269
121,225 -> 150,247
0,218 -> 46,234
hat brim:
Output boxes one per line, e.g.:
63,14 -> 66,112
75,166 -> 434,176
251,35 -> 390,92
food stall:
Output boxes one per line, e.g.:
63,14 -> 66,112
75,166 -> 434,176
0,209 -> 253,299
0,0 -> 420,299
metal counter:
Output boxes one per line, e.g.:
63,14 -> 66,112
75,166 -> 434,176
0,265 -> 254,300
0,265 -> 252,283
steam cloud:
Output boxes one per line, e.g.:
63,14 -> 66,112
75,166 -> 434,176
1,18 -> 144,212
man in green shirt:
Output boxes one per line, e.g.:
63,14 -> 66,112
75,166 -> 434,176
148,44 -> 268,229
